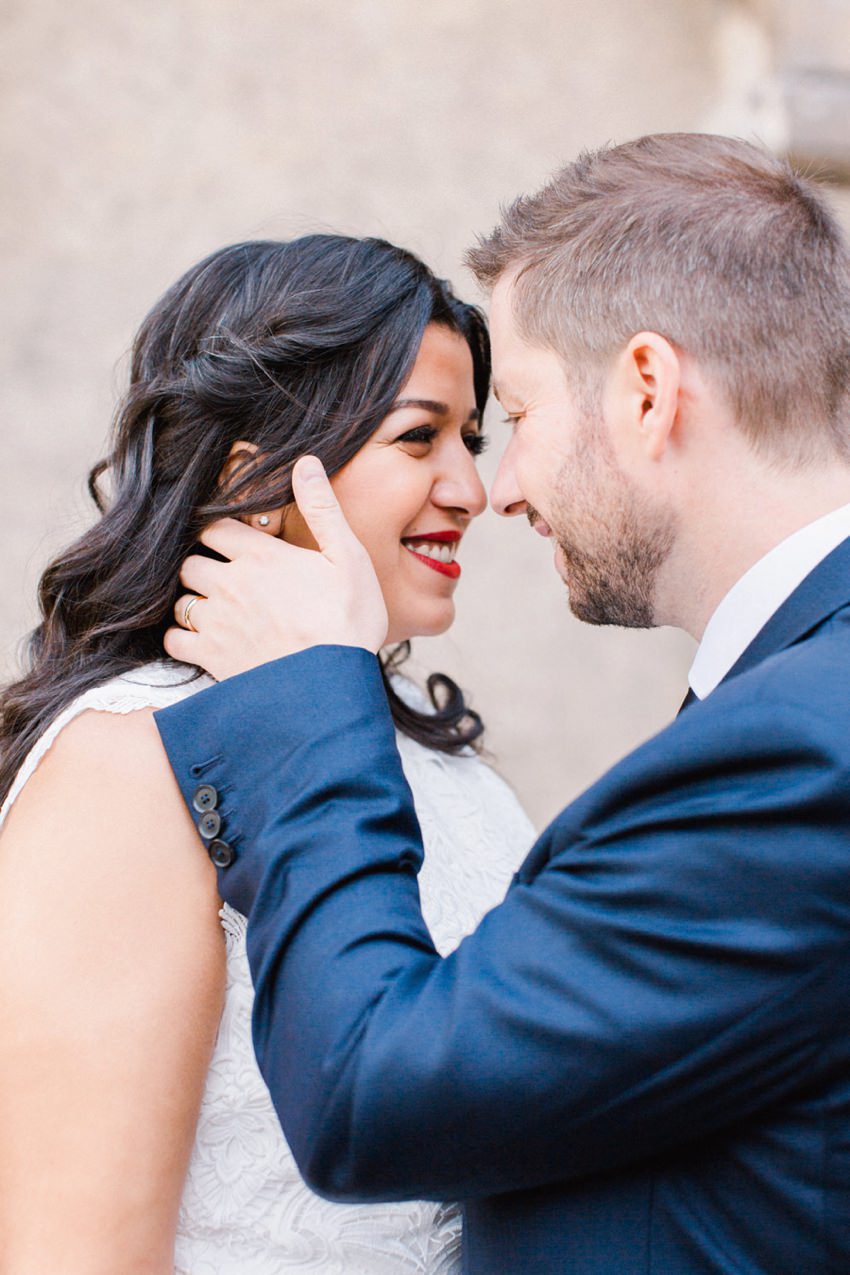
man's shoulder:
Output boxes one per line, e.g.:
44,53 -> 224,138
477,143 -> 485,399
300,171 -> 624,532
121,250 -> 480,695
692,603 -> 850,732
539,607 -> 850,866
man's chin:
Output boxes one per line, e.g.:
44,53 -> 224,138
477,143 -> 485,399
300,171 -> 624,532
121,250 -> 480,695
555,542 -> 621,627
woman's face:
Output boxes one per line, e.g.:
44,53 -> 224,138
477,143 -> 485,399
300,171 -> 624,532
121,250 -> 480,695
284,323 -> 488,644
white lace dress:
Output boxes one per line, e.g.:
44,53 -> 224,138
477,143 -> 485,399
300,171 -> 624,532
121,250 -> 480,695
0,660 -> 537,1275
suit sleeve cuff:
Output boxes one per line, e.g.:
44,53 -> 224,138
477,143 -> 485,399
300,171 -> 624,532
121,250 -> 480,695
154,645 -> 409,914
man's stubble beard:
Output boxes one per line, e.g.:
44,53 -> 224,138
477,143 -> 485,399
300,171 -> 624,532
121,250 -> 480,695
535,413 -> 678,629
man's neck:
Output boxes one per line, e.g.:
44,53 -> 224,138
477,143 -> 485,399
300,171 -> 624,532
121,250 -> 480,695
656,459 -> 850,641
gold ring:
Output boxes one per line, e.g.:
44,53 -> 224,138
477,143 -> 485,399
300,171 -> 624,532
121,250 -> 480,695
182,595 -> 203,632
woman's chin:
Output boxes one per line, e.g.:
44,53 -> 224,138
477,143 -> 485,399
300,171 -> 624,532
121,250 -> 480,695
386,601 -> 456,644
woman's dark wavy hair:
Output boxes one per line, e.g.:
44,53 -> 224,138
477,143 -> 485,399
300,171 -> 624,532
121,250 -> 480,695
0,235 -> 490,806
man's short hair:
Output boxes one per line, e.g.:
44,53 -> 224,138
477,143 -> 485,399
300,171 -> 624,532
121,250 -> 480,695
466,133 -> 850,462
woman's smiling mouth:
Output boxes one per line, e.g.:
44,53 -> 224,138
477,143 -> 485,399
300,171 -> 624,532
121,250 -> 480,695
401,531 -> 462,579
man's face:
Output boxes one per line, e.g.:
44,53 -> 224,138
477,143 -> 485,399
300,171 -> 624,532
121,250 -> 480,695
488,274 -> 676,628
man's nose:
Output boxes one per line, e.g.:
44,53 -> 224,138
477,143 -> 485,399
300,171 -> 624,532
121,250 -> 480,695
490,444 -> 528,518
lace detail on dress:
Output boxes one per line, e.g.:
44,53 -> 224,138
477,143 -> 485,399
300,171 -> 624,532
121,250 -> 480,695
2,662 -> 536,1273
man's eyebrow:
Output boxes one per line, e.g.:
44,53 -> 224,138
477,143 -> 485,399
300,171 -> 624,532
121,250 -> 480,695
389,398 -> 481,423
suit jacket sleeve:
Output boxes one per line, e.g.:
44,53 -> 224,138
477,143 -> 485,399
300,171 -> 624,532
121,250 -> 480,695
154,643 -> 850,1203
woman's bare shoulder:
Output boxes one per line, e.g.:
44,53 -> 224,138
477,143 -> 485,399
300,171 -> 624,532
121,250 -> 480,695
0,702 -> 223,973
0,705 -> 225,1270
1,704 -> 207,877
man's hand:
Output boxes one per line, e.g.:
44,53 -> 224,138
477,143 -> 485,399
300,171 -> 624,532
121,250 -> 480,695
164,456 -> 388,680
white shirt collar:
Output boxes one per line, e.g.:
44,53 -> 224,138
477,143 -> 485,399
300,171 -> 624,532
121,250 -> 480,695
688,502 -> 850,700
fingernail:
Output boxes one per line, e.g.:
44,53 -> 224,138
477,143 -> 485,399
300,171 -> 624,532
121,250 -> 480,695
298,457 -> 324,482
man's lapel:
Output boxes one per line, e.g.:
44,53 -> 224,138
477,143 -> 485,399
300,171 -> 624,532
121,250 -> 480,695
719,534 -> 850,690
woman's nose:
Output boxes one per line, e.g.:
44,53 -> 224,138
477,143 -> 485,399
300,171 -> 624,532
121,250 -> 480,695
432,447 -> 488,517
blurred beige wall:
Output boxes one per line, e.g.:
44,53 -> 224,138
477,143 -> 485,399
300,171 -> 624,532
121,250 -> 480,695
2,0 -> 848,828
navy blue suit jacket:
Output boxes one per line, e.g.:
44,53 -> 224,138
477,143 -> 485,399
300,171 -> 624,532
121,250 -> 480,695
156,540 -> 850,1273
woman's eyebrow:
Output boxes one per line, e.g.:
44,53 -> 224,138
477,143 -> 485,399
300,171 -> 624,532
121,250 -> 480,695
390,397 -> 480,422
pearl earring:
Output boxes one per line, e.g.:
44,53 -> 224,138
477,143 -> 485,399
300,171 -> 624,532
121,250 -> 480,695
258,515 -> 270,527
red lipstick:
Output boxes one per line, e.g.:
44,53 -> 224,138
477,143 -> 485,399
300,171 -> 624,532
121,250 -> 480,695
410,531 -> 462,542
408,552 -> 461,579
402,531 -> 463,580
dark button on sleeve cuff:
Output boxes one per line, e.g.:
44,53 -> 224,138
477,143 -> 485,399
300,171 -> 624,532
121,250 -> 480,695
209,839 -> 235,868
198,810 -> 222,840
192,783 -> 219,812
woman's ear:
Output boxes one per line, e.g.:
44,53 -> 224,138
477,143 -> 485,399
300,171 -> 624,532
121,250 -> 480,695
218,440 -> 285,536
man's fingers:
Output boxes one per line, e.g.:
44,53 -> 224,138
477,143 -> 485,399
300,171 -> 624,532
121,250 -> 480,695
174,593 -> 207,632
180,553 -> 224,596
163,623 -> 197,665
197,517 -> 262,560
292,456 -> 361,562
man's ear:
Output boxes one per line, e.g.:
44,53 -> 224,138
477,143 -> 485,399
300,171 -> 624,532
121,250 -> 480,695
611,332 -> 681,462
218,440 -> 284,536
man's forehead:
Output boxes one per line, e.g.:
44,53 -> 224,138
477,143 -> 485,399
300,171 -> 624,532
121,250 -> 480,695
488,271 -> 570,403
492,375 -> 524,406
488,273 -> 518,333
492,343 -> 570,409
489,276 -> 531,385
